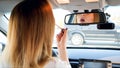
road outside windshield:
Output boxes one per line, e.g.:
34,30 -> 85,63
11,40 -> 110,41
52,7 -> 120,48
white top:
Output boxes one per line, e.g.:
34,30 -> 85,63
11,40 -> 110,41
0,57 -> 71,68
45,58 -> 71,68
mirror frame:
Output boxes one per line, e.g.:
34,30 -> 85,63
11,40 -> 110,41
64,12 -> 106,25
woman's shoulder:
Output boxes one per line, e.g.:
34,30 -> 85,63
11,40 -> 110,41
0,56 -> 11,68
45,57 -> 71,68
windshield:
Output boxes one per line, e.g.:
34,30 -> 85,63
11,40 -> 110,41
52,6 -> 120,49
3,6 -> 120,49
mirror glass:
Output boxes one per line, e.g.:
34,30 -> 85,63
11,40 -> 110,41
65,13 -> 105,25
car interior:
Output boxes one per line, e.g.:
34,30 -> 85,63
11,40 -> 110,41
0,0 -> 120,68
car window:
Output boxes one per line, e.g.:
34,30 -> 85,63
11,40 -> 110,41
0,31 -> 6,53
105,6 -> 120,25
5,13 -> 10,20
0,31 -> 6,43
52,8 -> 70,47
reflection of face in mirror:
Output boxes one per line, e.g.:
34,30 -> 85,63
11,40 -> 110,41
76,13 -> 99,24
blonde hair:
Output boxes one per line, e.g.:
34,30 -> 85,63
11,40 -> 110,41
2,0 -> 55,68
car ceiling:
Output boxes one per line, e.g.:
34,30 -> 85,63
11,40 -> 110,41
52,0 -> 106,12
0,0 -> 22,13
0,0 -> 120,13
53,0 -> 120,12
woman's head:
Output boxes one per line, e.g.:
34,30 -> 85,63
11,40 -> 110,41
4,0 -> 55,67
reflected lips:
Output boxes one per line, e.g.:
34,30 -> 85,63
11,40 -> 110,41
80,19 -> 85,22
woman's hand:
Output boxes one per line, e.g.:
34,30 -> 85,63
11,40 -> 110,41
56,28 -> 69,63
56,28 -> 67,49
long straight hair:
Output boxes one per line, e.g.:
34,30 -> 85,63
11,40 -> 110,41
2,0 -> 55,68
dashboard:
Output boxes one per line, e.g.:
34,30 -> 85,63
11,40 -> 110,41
53,47 -> 120,68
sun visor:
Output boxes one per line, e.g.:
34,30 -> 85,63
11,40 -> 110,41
54,0 -> 107,12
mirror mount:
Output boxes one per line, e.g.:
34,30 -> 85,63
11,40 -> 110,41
73,10 -> 79,13
84,10 -> 89,13
91,9 -> 103,12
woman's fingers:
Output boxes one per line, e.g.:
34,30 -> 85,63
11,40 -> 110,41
56,32 -> 63,41
56,28 -> 68,44
62,28 -> 67,39
56,29 -> 64,42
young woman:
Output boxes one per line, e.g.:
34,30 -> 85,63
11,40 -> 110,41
0,0 -> 71,68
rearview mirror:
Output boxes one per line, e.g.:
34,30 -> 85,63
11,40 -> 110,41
64,12 -> 106,25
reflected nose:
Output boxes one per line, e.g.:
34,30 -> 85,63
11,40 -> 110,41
81,14 -> 85,16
